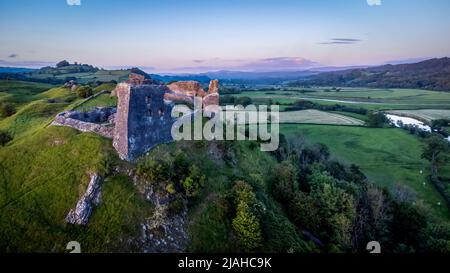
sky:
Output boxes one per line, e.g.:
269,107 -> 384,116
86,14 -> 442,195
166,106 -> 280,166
1,0 -> 450,73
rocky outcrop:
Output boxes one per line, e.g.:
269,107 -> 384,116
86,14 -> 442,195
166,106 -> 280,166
51,108 -> 116,139
66,173 -> 103,226
112,165 -> 189,253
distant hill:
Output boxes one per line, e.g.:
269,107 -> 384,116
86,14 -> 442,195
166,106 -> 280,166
0,67 -> 36,73
0,61 -> 133,85
291,57 -> 450,91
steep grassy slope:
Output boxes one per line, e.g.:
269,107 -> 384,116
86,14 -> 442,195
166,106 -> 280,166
0,126 -> 154,252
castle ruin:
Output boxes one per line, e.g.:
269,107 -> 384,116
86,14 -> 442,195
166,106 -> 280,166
52,73 -> 220,161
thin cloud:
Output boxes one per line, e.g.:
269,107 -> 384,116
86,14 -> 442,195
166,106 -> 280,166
67,0 -> 81,6
320,38 -> 362,45
367,0 -> 382,6
331,38 -> 361,42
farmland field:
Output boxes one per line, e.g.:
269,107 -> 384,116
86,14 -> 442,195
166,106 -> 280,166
280,124 -> 450,220
221,109 -> 364,126
236,88 -> 450,110
384,109 -> 450,122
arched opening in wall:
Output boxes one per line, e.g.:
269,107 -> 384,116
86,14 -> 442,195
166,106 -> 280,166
145,96 -> 152,116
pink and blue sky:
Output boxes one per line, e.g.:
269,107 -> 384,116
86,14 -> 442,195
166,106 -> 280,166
1,0 -> 450,73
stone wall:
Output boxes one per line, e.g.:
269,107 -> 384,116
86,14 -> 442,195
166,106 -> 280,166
165,79 -> 220,107
51,107 -> 116,139
113,83 -> 176,161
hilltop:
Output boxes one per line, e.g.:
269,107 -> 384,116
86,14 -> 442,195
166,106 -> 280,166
0,61 -> 133,85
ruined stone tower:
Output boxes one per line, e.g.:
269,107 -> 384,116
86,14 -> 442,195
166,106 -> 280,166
113,74 -> 175,161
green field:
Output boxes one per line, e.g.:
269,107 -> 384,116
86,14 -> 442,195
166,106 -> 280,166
237,88 -> 450,111
0,80 -> 56,107
222,109 -> 365,126
74,93 -> 117,112
278,110 -> 364,125
280,124 -> 449,219
27,70 -> 131,85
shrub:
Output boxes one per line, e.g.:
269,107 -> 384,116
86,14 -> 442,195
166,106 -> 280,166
0,130 -> 12,146
75,86 -> 93,98
0,102 -> 16,117
235,96 -> 253,107
136,159 -> 167,183
181,165 -> 205,197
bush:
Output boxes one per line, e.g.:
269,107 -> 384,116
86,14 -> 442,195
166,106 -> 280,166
272,161 -> 298,201
232,201 -> 263,251
0,130 -> 12,146
0,102 -> 16,118
136,159 -> 167,183
367,112 -> 388,128
235,96 -> 253,107
75,86 -> 94,98
181,165 -> 205,197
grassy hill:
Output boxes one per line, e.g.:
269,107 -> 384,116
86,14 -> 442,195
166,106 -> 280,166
292,58 -> 450,91
1,75 -> 450,253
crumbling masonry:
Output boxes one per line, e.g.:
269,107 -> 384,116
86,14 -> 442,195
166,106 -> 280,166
113,77 -> 176,161
53,73 -> 220,161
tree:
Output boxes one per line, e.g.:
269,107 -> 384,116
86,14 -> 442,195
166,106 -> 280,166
289,192 -> 321,232
75,86 -> 93,98
272,161 -> 298,201
367,112 -> 387,128
232,201 -> 263,251
235,96 -> 253,107
0,102 -> 16,118
421,135 -> 449,180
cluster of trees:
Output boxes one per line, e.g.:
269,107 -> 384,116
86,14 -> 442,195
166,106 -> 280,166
284,100 -> 368,116
422,135 -> 450,205
40,60 -> 99,74
136,150 -> 206,199
220,95 -> 253,107
270,136 -> 450,252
